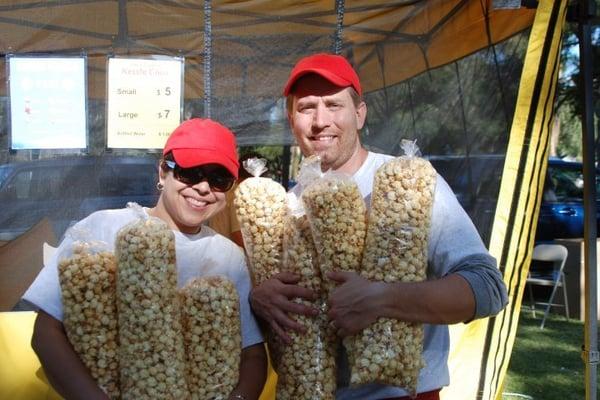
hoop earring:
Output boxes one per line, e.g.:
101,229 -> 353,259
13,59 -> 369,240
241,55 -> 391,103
156,182 -> 164,191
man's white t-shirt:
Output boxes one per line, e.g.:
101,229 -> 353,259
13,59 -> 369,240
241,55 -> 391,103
291,151 -> 507,399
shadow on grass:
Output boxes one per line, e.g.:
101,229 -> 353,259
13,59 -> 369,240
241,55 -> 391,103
502,311 -> 597,400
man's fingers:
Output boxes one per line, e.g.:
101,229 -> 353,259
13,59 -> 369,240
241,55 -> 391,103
280,284 -> 317,302
274,309 -> 306,333
278,298 -> 319,317
249,275 -> 322,344
328,319 -> 349,338
269,319 -> 292,345
273,272 -> 302,284
326,270 -> 356,283
336,327 -> 349,337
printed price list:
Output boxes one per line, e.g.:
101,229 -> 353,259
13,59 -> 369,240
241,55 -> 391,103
107,57 -> 183,149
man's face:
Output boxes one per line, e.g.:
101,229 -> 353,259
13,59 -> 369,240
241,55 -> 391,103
288,75 -> 366,172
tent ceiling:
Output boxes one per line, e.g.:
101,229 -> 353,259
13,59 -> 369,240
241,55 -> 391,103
0,0 -> 535,99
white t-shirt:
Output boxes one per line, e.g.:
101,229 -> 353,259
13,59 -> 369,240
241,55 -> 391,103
292,151 -> 507,399
23,205 -> 263,349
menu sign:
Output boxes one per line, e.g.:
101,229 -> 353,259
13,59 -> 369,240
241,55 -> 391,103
107,57 -> 183,149
9,56 -> 87,149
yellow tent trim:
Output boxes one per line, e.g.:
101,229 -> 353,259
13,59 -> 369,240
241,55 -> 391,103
485,0 -> 567,398
442,1 -> 566,399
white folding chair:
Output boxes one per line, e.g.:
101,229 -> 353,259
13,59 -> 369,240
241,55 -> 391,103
526,244 -> 570,329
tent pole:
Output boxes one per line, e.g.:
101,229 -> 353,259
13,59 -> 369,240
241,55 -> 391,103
577,0 -> 599,398
453,62 -> 475,208
282,145 -> 291,190
407,80 -> 417,138
203,0 -> 212,118
332,0 -> 345,54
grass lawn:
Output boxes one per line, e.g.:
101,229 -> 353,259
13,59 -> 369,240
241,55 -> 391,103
502,311 -> 598,400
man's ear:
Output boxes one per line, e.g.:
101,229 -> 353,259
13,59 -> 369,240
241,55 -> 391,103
356,101 -> 367,130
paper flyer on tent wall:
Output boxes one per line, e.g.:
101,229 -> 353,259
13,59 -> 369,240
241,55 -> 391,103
106,56 -> 184,150
7,55 -> 87,150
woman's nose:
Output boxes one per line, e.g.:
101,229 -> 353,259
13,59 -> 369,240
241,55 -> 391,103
192,179 -> 212,194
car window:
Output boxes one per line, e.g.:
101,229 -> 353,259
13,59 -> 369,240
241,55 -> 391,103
3,167 -> 67,201
546,164 -> 600,203
32,168 -> 68,200
97,164 -> 157,196
3,170 -> 32,200
0,165 -> 12,187
550,168 -> 582,202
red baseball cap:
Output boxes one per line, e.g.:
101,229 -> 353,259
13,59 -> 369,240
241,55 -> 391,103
163,118 -> 239,179
283,53 -> 362,96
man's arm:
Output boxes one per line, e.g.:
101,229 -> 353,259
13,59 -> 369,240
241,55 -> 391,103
326,271 -> 476,336
249,272 -> 319,343
31,310 -> 109,400
229,343 -> 268,400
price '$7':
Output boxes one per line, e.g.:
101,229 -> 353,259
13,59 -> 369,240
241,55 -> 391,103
157,110 -> 171,119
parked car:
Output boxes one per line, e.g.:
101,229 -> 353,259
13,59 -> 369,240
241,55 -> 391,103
428,155 -> 598,245
536,158 -> 600,242
0,155 -> 160,242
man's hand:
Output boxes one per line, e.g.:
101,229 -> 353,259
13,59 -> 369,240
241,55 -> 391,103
249,272 -> 318,344
326,271 -> 385,337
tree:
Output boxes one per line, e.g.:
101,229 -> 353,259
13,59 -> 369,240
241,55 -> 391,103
555,4 -> 599,160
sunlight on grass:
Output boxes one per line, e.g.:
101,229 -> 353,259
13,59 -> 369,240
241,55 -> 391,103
502,311 -> 596,400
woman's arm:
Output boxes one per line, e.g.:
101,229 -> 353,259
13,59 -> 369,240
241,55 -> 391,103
229,343 -> 267,400
31,310 -> 109,400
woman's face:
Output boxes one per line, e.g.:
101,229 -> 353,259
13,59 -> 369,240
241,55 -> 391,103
154,163 -> 229,234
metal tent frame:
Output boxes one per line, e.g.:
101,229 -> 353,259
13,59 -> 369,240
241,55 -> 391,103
574,0 -> 599,398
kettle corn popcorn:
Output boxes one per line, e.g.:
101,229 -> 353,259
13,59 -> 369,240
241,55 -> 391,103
58,244 -> 120,399
282,212 -> 321,294
115,218 -> 189,399
274,211 -> 336,399
301,174 -> 367,293
275,307 -> 337,399
181,276 -> 241,400
349,144 -> 436,394
234,158 -> 287,285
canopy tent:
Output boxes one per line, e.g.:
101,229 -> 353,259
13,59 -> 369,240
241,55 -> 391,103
0,1 -> 594,399
0,0 -> 535,147
0,0 -> 535,92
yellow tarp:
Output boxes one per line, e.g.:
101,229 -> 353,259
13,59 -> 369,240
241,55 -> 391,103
441,1 -> 568,398
0,311 -> 277,400
0,312 -> 61,400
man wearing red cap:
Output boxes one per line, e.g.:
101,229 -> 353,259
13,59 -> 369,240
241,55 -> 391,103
250,54 -> 508,399
24,118 -> 266,400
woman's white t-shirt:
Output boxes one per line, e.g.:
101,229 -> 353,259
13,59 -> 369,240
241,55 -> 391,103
23,205 -> 263,349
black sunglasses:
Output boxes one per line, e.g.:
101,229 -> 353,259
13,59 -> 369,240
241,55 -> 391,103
164,160 -> 236,192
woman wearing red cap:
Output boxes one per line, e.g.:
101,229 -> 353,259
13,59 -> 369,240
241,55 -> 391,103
23,118 -> 267,400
